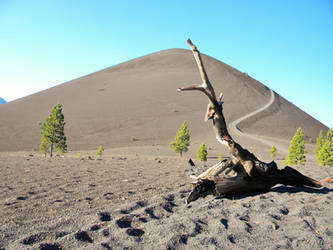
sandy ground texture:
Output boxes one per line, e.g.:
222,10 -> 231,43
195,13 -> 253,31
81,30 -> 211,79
1,150 -> 332,249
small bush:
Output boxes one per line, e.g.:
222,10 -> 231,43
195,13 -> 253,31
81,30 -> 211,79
97,146 -> 104,157
270,145 -> 277,158
218,152 -> 223,161
197,143 -> 207,161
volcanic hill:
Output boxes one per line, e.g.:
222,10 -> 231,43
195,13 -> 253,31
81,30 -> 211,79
0,49 -> 327,152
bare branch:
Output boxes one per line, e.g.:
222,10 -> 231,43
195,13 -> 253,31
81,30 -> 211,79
186,39 -> 210,87
177,84 -> 204,92
178,39 -> 218,105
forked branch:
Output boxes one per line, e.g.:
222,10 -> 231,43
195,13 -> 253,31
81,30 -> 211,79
178,39 -> 218,107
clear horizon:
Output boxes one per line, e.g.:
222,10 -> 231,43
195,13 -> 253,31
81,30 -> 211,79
0,0 -> 332,127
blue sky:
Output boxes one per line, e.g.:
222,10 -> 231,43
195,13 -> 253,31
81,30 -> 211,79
0,0 -> 332,127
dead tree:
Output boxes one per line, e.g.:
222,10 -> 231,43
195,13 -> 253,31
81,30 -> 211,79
178,39 -> 322,204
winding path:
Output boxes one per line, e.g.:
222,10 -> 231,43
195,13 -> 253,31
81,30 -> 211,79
228,89 -> 287,153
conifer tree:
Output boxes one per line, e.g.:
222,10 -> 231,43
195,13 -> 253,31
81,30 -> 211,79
283,128 -> 306,166
40,104 -> 67,157
317,128 -> 333,166
314,130 -> 324,164
170,120 -> 190,157
270,145 -> 277,158
197,143 -> 208,161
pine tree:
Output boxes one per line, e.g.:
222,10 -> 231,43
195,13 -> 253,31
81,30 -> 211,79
314,130 -> 324,164
284,128 -> 306,166
170,120 -> 190,157
40,104 -> 67,157
197,143 -> 208,161
270,145 -> 277,158
317,129 -> 333,166
97,145 -> 104,157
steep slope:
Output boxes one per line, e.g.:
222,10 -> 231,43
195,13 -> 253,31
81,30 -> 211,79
0,49 -> 327,151
237,92 -> 328,142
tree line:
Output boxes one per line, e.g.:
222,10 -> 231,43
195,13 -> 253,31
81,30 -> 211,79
39,104 -> 332,166
282,127 -> 333,166
170,120 -> 333,166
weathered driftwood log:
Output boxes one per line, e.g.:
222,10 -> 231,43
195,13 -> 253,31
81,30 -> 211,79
178,39 -> 322,204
